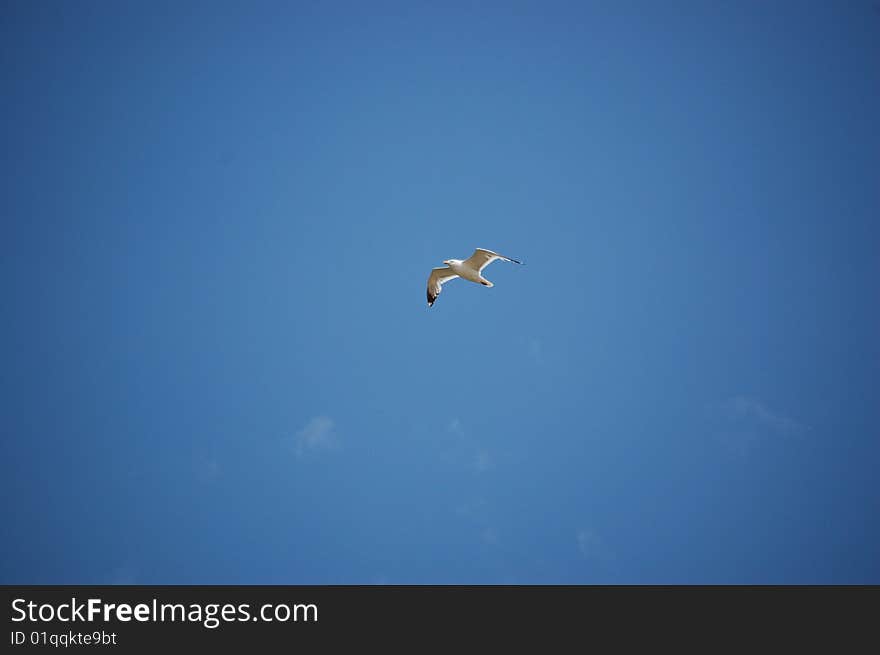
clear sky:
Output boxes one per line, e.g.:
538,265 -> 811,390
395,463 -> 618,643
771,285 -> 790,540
2,1 -> 878,584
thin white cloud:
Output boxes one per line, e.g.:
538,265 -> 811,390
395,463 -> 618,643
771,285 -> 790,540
446,418 -> 494,474
713,396 -> 807,456
472,449 -> 493,473
722,396 -> 806,435
291,416 -> 337,456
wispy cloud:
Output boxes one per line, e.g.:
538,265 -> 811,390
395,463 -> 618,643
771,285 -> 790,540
713,396 -> 808,455
290,416 -> 338,456
721,396 -> 806,435
448,419 -> 500,550
472,449 -> 493,473
455,498 -> 501,548
446,418 -> 494,475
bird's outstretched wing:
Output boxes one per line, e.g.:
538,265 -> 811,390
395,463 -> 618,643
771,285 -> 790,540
462,248 -> 523,272
426,267 -> 459,307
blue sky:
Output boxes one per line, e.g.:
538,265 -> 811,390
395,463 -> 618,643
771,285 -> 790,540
2,1 -> 878,584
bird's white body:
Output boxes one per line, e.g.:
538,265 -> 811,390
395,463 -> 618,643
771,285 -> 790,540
426,248 -> 522,307
444,259 -> 493,286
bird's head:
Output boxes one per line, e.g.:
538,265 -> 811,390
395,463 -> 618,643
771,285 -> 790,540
443,259 -> 454,266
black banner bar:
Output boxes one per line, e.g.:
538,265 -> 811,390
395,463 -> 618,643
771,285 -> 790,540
3,586 -> 876,650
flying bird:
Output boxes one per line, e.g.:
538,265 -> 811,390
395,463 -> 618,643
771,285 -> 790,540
426,248 -> 523,307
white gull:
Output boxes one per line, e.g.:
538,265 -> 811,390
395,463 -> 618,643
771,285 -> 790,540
426,248 -> 523,307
